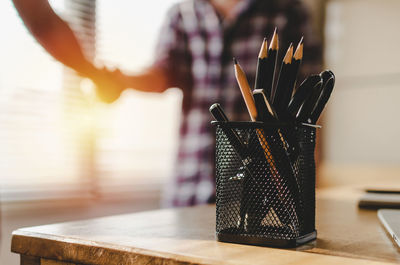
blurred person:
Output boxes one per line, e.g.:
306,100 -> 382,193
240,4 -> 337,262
12,0 -> 322,207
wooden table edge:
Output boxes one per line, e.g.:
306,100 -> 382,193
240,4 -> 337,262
11,229 -> 397,265
11,230 -> 215,265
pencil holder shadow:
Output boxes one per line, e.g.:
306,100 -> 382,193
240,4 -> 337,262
213,121 -> 317,248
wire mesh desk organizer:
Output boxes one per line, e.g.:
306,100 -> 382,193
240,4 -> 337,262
210,29 -> 335,248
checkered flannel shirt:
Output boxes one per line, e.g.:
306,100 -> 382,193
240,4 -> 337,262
154,0 -> 322,207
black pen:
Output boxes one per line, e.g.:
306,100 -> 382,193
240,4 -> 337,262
288,75 -> 323,119
210,103 -> 253,230
321,70 -> 335,84
309,71 -> 335,123
209,103 -> 248,156
296,78 -> 324,123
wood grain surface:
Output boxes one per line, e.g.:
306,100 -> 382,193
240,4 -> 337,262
11,187 -> 400,265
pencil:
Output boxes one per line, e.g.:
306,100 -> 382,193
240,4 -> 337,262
234,58 -> 300,229
272,44 -> 293,120
277,41 -> 305,164
264,28 -> 279,99
233,58 -> 258,121
254,38 -> 268,91
287,75 -> 322,118
209,103 -> 295,230
288,38 -> 303,98
253,89 -> 278,122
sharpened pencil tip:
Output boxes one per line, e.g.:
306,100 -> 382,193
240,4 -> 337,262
269,28 -> 279,50
294,40 -> 303,60
258,38 -> 268,59
283,44 -> 293,64
233,57 -> 238,64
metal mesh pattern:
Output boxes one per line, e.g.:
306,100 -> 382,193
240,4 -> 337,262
214,122 -> 316,247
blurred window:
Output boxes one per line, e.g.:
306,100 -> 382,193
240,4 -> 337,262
0,0 -> 90,201
94,0 -> 181,197
0,0 -> 181,201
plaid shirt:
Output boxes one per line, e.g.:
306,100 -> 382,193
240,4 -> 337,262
154,0 -> 322,207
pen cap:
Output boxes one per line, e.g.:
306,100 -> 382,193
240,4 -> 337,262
296,79 -> 323,123
321,70 -> 335,84
288,75 -> 322,118
210,103 -> 229,121
309,75 -> 335,123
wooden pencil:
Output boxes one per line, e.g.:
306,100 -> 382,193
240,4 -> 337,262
272,43 -> 294,120
254,38 -> 268,91
233,58 -> 258,121
253,89 -> 278,122
265,28 -> 279,100
288,38 -> 303,99
234,58 -> 300,229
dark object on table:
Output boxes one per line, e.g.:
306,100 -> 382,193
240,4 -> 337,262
359,191 -> 400,209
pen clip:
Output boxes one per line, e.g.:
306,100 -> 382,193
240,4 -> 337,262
300,122 -> 322,129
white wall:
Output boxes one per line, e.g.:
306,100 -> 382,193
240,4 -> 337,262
324,0 -> 400,166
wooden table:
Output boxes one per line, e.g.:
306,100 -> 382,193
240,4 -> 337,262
11,187 -> 400,265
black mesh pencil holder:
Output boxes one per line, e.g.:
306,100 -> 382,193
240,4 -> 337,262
213,121 -> 317,248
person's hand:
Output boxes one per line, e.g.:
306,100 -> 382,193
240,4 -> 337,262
90,67 -> 127,103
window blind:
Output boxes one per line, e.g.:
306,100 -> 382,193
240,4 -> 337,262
0,0 -> 182,202
0,0 -> 95,201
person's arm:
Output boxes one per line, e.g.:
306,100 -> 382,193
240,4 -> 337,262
12,0 -> 98,78
118,66 -> 169,93
12,0 -> 170,100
